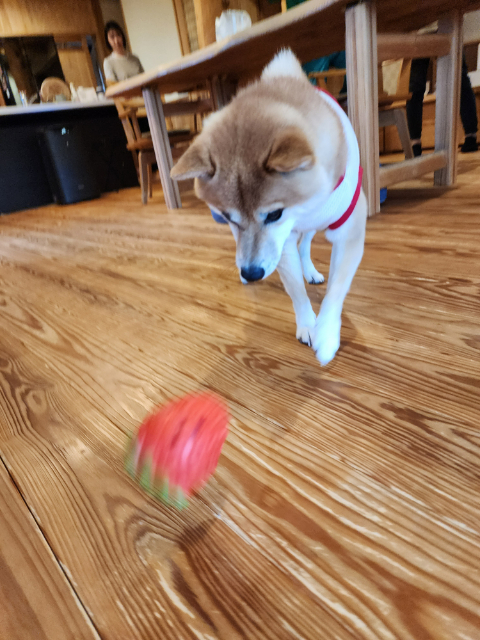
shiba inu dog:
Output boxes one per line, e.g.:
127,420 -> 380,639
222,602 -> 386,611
171,49 -> 367,365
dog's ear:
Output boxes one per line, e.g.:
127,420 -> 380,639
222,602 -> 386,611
170,141 -> 214,180
266,127 -> 315,173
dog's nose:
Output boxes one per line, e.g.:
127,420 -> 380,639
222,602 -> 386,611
240,266 -> 265,282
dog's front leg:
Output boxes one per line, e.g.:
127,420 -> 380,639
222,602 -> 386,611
298,231 -> 324,285
277,233 -> 316,346
312,192 -> 367,365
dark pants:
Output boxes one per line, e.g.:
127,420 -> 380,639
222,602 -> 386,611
406,57 -> 478,140
138,116 -> 150,134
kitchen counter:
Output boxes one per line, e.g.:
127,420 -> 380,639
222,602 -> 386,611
0,100 -> 115,117
0,100 -> 137,214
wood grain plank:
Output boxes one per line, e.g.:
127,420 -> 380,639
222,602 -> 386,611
0,0 -> 97,36
0,461 -> 100,640
0,325 -> 479,639
0,338 -> 361,640
0,155 -> 479,639
0,250 -> 478,428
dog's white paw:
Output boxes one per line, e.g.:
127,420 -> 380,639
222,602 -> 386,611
303,265 -> 324,285
296,325 -> 314,346
312,317 -> 341,366
295,307 -> 316,346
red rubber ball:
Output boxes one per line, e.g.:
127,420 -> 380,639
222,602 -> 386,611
126,393 -> 229,508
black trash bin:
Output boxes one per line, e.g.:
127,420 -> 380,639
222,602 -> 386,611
39,124 -> 101,205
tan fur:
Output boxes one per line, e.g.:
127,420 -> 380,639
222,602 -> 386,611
266,127 -> 315,173
171,76 -> 345,219
170,52 -> 366,366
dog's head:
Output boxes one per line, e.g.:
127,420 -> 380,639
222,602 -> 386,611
171,75 -> 339,282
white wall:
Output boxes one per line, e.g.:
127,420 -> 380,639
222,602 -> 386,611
464,10 -> 480,44
120,0 -> 182,72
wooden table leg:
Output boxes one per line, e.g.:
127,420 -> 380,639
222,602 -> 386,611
434,11 -> 462,186
209,77 -> 225,110
142,86 -> 182,209
345,0 -> 380,216
393,108 -> 414,160
208,76 -> 238,110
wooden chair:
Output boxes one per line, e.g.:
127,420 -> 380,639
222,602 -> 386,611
377,59 -> 414,159
308,67 -> 348,99
309,63 -> 414,159
115,93 -> 213,204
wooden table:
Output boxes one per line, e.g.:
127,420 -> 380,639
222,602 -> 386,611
106,0 -> 480,214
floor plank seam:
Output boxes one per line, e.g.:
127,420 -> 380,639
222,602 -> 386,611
1,155 -> 479,638
0,455 -> 104,640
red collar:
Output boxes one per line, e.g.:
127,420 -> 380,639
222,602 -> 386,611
328,166 -> 363,230
317,86 -> 339,103
315,87 -> 363,230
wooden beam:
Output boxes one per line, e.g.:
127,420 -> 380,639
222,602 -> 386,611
81,36 -> 98,89
434,12 -> 463,186
115,97 -> 213,120
193,0 -> 222,48
89,0 -> 109,63
377,33 -> 452,62
393,108 -> 414,159
142,87 -> 182,209
385,186 -> 453,199
379,151 -> 447,188
345,0 -> 380,216
208,75 -> 237,109
172,0 -> 192,55
163,98 -> 214,117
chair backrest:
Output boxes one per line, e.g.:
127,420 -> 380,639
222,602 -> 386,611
114,98 -> 146,150
381,59 -> 411,97
308,68 -> 346,97
309,59 -> 412,101
40,77 -> 71,103
115,91 -> 214,153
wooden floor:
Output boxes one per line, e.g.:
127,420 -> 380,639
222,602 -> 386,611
0,154 -> 479,640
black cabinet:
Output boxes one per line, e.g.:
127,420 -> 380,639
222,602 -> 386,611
0,104 -> 138,214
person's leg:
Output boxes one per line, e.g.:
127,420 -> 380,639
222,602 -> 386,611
406,58 -> 430,156
460,57 -> 478,152
137,116 -> 149,134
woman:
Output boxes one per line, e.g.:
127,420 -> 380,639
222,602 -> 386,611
103,21 -> 144,86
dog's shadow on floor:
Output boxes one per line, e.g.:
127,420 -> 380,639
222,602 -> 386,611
188,275 -> 360,526
178,266 -> 361,530
198,270 -> 359,441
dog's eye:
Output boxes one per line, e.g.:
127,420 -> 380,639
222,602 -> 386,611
265,209 -> 284,224
221,212 -> 240,227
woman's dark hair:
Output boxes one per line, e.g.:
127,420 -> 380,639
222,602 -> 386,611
104,21 -> 127,51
